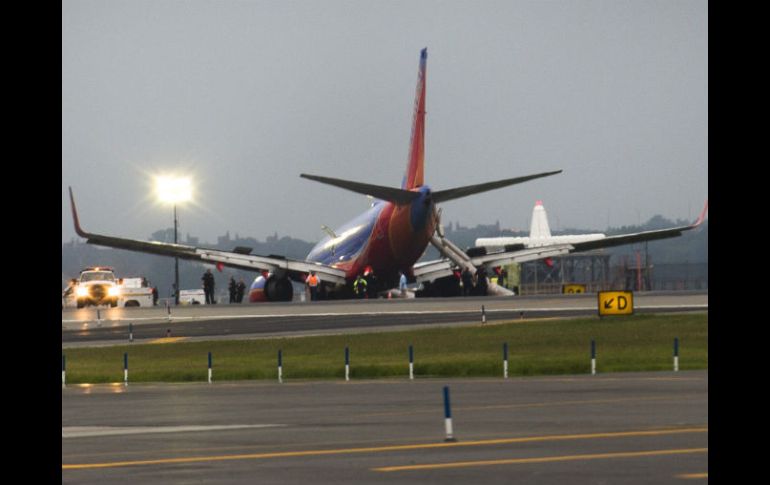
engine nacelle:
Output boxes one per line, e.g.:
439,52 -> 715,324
416,274 -> 462,297
248,274 -> 294,302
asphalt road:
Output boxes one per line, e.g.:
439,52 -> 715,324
62,292 -> 708,347
62,370 -> 708,484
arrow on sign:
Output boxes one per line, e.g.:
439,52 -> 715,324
604,299 -> 614,309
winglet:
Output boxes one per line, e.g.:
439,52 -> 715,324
68,187 -> 89,238
691,200 -> 708,227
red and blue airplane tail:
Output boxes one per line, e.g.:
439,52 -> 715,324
402,48 -> 427,190
301,48 -> 560,204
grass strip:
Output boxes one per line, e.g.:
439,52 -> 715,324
62,312 -> 707,384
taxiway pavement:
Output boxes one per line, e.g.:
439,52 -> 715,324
62,370 -> 708,484
62,292 -> 708,347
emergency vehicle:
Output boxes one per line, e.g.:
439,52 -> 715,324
62,268 -> 155,308
64,267 -> 120,308
117,277 -> 154,307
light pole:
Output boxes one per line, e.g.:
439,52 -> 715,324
173,203 -> 179,305
155,176 -> 192,305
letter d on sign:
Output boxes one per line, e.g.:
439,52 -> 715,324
618,296 -> 628,310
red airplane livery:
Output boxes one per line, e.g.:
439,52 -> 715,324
69,48 -> 568,301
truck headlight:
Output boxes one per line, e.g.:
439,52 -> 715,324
76,287 -> 88,297
107,286 -> 120,297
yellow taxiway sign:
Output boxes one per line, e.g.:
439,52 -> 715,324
562,284 -> 586,294
598,291 -> 634,316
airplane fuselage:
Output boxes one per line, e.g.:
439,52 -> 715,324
306,185 -> 437,285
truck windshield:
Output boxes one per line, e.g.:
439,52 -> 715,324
80,272 -> 115,282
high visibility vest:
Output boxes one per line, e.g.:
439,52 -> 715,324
307,275 -> 318,287
354,278 -> 367,293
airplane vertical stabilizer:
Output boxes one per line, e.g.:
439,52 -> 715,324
402,48 -> 427,190
529,200 -> 552,240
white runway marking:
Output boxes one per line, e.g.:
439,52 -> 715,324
62,424 -> 286,438
61,304 -> 707,325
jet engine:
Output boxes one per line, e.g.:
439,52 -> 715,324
248,273 -> 294,302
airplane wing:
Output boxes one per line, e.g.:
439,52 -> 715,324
469,244 -> 575,268
416,201 -> 707,283
473,201 -> 708,259
569,204 -> 707,252
68,188 -> 347,285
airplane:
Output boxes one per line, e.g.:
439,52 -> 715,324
68,48 -> 584,302
473,199 -> 708,262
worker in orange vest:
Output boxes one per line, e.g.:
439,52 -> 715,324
306,271 -> 320,301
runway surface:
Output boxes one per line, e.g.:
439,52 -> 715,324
62,291 -> 707,347
62,370 -> 708,484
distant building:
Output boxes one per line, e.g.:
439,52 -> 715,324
150,228 -> 175,243
217,231 -> 231,246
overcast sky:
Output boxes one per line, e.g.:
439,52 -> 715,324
62,0 -> 707,246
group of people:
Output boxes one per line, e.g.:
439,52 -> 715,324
197,264 -> 507,304
228,277 -> 247,303
458,266 -> 507,296
305,268 -> 378,300
306,267 -> 383,300
459,266 -> 503,296
200,269 -> 246,304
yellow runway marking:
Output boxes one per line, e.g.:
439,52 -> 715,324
148,337 -> 187,344
374,448 -> 708,472
62,427 -> 706,470
677,473 -> 708,479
